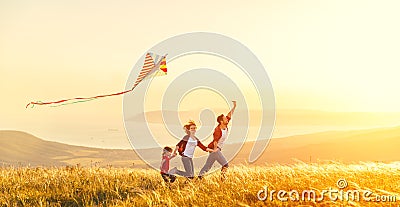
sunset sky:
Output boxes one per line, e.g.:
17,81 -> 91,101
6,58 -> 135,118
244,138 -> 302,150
1,0 -> 400,148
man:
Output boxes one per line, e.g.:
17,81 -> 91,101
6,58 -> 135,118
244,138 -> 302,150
199,100 -> 236,179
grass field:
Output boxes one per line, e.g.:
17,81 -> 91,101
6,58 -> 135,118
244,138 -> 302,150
1,162 -> 399,206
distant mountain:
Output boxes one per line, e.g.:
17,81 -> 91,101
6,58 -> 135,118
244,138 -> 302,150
0,131 -> 143,167
1,126 -> 399,168
244,125 -> 400,164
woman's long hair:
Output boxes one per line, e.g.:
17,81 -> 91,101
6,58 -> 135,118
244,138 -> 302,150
183,120 -> 196,131
183,120 -> 199,140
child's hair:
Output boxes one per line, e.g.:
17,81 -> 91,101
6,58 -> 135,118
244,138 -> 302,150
162,146 -> 173,155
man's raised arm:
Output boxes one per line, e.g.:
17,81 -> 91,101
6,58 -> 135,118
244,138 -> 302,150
227,101 -> 237,118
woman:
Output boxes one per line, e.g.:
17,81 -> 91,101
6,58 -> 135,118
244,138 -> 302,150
170,120 -> 214,179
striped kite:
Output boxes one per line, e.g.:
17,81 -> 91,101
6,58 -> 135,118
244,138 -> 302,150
26,52 -> 167,108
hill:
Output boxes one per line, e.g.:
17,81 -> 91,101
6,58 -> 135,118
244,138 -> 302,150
0,130 -> 143,167
1,125 -> 400,167
242,126 -> 400,164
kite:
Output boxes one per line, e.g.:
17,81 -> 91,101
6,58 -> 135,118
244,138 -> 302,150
26,52 -> 167,108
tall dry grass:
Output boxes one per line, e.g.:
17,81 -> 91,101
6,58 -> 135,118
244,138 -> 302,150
1,162 -> 399,206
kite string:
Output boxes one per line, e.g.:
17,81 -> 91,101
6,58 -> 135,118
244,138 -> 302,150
26,87 -> 134,108
49,97 -> 98,107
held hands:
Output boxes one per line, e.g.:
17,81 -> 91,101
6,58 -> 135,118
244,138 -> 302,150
170,152 -> 177,158
206,148 -> 216,152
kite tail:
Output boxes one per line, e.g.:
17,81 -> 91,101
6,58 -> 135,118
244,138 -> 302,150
26,88 -> 134,108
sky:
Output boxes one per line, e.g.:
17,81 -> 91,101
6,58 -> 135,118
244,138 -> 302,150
1,0 -> 400,148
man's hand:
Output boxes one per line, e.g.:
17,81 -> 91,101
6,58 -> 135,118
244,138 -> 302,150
232,100 -> 237,107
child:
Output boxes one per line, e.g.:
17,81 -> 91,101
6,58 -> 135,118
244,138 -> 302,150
160,146 -> 177,183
